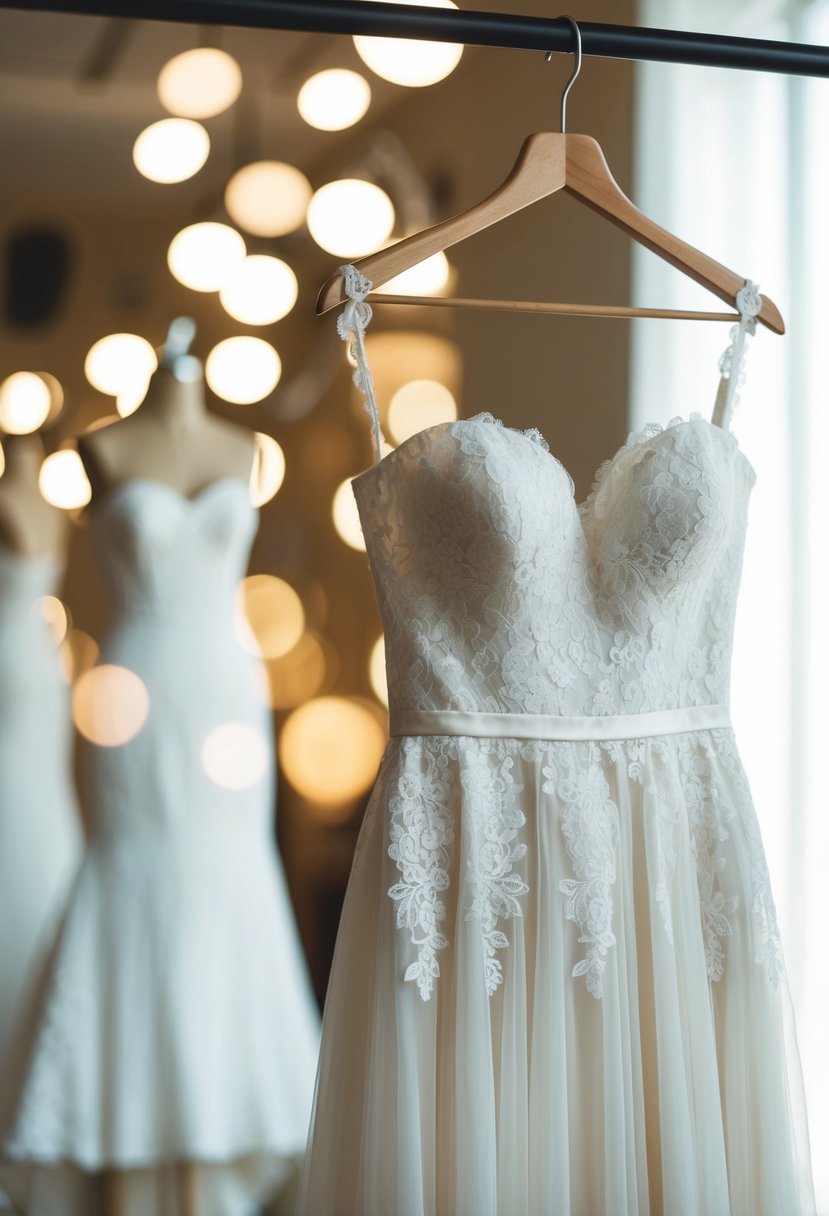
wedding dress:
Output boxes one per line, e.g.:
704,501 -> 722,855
298,266 -> 816,1216
2,478 -> 320,1215
0,551 -> 80,1200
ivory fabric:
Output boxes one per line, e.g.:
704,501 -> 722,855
0,551 -> 81,1177
1,480 -> 320,1216
299,404 -> 815,1215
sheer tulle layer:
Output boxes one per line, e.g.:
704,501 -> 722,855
299,729 -> 814,1216
1,837 -> 319,1216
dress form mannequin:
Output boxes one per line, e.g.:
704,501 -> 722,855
77,325 -> 254,501
79,330 -> 251,1216
0,433 -> 66,558
2,319 -> 319,1216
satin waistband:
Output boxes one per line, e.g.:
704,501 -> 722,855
389,704 -> 732,742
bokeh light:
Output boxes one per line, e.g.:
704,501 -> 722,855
219,255 -> 298,325
250,433 -> 285,507
361,331 -> 462,426
58,628 -> 99,684
279,696 -> 386,813
297,68 -> 371,131
369,634 -> 388,706
259,629 -> 329,710
307,179 -> 395,257
202,721 -> 269,790
225,161 -> 311,237
72,664 -> 150,746
38,449 -> 92,510
158,47 -> 242,118
332,478 -> 365,551
205,337 -> 281,404
167,221 -> 246,292
236,573 -> 304,660
0,372 -> 58,434
40,596 -> 69,645
381,251 -> 451,296
116,381 -> 150,418
388,379 -> 458,444
354,0 -> 463,87
133,118 -> 210,183
84,333 -> 158,398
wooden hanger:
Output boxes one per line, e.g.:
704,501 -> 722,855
316,18 -> 784,335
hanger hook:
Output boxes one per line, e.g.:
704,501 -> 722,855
545,15 -> 582,134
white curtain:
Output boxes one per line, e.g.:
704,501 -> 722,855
632,2 -> 828,1209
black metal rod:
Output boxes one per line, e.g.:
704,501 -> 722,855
2,0 -> 828,78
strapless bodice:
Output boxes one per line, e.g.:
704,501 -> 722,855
88,478 -> 256,627
353,412 -> 754,719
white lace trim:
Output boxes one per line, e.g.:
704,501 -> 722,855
546,760 -> 618,999
714,279 -> 762,430
337,263 -> 386,463
461,751 -> 528,996
387,737 -> 454,1001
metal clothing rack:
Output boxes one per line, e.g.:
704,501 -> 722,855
1,0 -> 829,79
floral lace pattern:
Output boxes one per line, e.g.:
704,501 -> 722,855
461,746 -> 528,996
546,758 -> 618,998
346,362 -> 782,1000
387,736 -> 455,1001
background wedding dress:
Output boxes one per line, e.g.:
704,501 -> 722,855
2,478 -> 319,1216
0,550 -> 81,1210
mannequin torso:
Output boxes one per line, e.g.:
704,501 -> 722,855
77,368 -> 255,502
0,434 -> 67,559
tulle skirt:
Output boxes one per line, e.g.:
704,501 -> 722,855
1,831 -> 319,1216
299,727 -> 815,1216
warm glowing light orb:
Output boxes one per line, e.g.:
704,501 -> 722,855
167,221 -> 246,293
205,337 -> 281,404
279,696 -> 386,811
388,379 -> 458,444
235,573 -> 304,660
225,161 -> 311,237
72,664 -> 150,746
307,179 -> 395,257
40,596 -> 69,645
158,47 -> 242,119
202,721 -> 270,790
369,635 -> 388,706
133,118 -> 210,183
297,68 -> 371,131
260,629 -> 329,710
354,0 -> 463,87
219,255 -> 298,325
0,372 -> 54,434
332,478 -> 365,551
84,333 -> 158,398
38,449 -> 92,510
250,433 -> 285,506
381,251 -> 451,296
58,628 -> 99,684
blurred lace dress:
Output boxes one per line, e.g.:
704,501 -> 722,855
297,267 -> 816,1216
1,477 -> 320,1216
0,551 -> 81,1210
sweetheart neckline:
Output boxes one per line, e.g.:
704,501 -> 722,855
89,475 -> 254,519
351,412 -> 757,509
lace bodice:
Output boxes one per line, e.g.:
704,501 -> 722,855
353,412 -> 754,718
341,263 -> 761,721
88,478 -> 256,626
